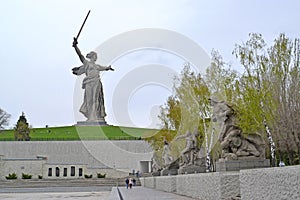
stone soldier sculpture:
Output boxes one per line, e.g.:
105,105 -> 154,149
175,128 -> 199,167
162,139 -> 173,166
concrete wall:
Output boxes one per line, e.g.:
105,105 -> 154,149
0,159 -> 45,180
142,165 -> 300,200
0,141 -> 152,173
142,172 -> 240,200
155,176 -> 176,192
240,165 -> 300,200
87,168 -> 129,179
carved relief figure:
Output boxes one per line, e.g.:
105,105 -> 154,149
210,98 -> 265,160
162,139 -> 173,166
175,128 -> 199,167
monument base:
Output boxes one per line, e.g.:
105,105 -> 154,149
178,165 -> 206,174
151,171 -> 161,176
161,168 -> 178,176
216,158 -> 270,172
75,119 -> 107,126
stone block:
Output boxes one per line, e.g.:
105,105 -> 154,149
240,165 -> 300,200
155,176 -> 176,192
161,168 -> 178,176
216,159 -> 270,172
178,165 -> 206,174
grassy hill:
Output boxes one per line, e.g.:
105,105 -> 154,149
0,125 -> 158,141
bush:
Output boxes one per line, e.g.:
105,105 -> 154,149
97,173 -> 106,178
6,173 -> 17,180
38,175 -> 43,179
22,173 -> 32,179
84,174 -> 93,178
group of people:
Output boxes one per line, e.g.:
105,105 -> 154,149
125,177 -> 136,189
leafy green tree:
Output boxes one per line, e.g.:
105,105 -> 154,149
233,33 -> 300,165
266,34 -> 300,165
205,50 -> 239,164
14,112 -> 30,141
153,64 -> 211,158
205,49 -> 239,103
233,33 -> 277,165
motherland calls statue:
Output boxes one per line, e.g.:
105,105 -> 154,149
72,38 -> 114,123
209,98 -> 265,160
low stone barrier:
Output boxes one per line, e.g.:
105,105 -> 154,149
240,165 -> 300,200
141,165 -> 300,200
141,172 -> 240,200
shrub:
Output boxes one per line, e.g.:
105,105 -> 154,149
6,173 -> 17,180
97,173 -> 106,178
22,173 -> 32,179
38,175 -> 43,179
84,174 -> 93,178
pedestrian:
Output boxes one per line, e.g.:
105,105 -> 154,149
129,178 -> 133,189
125,178 -> 129,189
132,178 -> 136,186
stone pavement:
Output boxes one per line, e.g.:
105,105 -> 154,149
114,187 -> 196,200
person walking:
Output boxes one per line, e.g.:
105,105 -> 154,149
125,178 -> 129,189
132,178 -> 136,186
129,178 -> 133,189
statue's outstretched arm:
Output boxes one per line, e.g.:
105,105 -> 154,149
97,64 -> 115,71
72,37 -> 86,64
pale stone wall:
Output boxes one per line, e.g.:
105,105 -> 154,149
0,141 -> 152,175
142,173 -> 240,200
87,168 -> 129,179
142,166 -> 300,200
240,165 -> 300,200
140,175 -> 156,188
155,176 -> 176,192
176,173 -> 222,200
0,159 -> 45,180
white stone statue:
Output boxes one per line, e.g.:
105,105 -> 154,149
162,140 -> 173,166
175,128 -> 199,167
72,38 -> 114,122
151,152 -> 162,172
209,98 -> 265,160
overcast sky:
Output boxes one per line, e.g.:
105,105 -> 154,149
1,0 -> 299,128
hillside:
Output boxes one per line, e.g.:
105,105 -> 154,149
0,125 -> 158,141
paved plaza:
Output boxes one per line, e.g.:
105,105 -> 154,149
117,186 -> 195,200
0,191 -> 111,200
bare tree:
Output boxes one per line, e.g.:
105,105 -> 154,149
0,108 -> 10,129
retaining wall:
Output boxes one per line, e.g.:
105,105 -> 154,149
240,165 -> 300,200
141,165 -> 300,200
0,141 -> 152,176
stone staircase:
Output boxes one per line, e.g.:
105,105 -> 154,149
0,177 -> 142,188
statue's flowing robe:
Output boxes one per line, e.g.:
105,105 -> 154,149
76,61 -> 107,121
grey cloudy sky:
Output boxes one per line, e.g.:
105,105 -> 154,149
1,0 -> 299,128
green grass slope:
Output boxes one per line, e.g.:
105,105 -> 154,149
0,125 -> 158,141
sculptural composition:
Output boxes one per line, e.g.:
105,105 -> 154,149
210,98 -> 265,160
175,128 -> 199,167
162,139 -> 173,166
175,128 -> 206,174
151,151 -> 162,173
72,38 -> 114,122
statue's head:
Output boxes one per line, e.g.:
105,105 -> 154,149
86,51 -> 97,61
